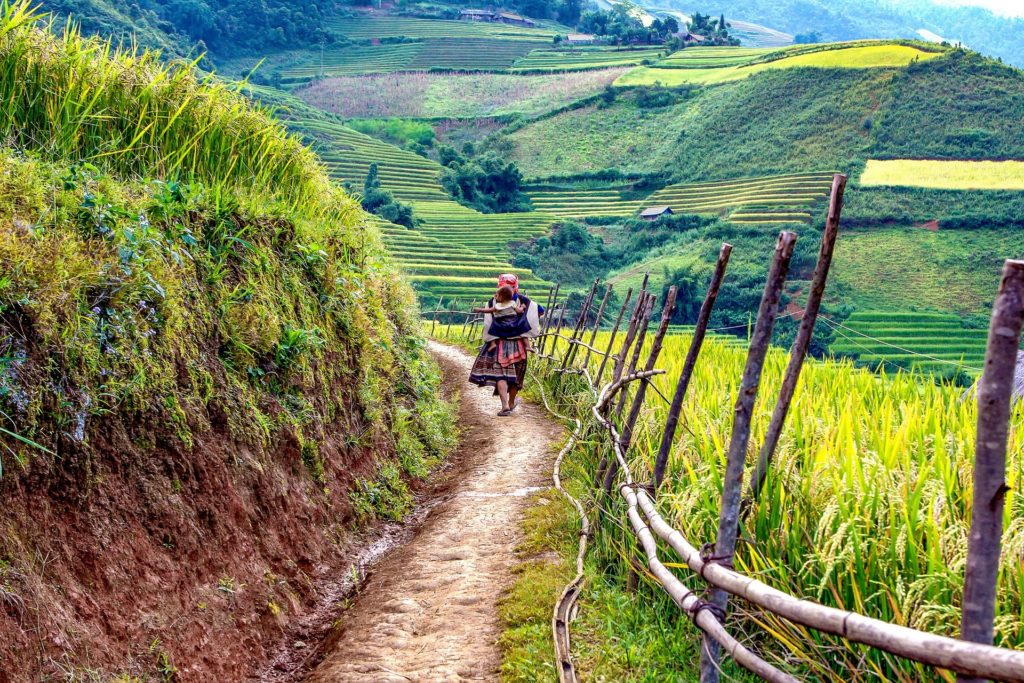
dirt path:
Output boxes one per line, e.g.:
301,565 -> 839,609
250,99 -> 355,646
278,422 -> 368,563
307,342 -> 562,683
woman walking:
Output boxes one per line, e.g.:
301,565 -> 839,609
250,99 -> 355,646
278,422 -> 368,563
468,274 -> 543,416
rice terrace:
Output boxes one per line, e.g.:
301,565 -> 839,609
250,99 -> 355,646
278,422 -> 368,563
0,0 -> 1023,681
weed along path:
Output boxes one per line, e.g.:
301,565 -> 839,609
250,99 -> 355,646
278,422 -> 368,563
307,341 -> 562,683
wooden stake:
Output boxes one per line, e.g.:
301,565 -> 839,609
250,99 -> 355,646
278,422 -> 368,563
444,298 -> 459,339
562,279 -> 599,370
746,174 -> 846,507
430,297 -> 443,336
653,243 -> 732,489
700,231 -> 797,683
616,294 -> 656,419
595,287 -> 633,388
539,284 -> 559,355
621,287 -> 677,451
583,284 -> 614,371
958,259 -> 1024,683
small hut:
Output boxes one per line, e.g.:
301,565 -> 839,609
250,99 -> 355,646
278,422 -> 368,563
640,206 -> 673,221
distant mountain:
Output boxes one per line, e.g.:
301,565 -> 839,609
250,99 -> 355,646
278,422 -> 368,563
643,0 -> 1024,66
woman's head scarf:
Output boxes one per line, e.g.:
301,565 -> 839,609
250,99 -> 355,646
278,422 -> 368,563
498,273 -> 519,295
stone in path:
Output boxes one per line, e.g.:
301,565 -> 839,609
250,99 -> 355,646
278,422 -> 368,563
307,342 -> 561,683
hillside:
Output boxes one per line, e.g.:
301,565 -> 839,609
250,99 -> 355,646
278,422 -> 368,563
0,4 -> 455,678
640,0 -> 1024,67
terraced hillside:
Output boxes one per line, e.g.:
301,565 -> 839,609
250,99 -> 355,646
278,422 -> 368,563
644,172 -> 836,222
525,186 -> 648,217
511,46 -> 665,72
828,311 -> 988,377
408,201 -> 557,258
376,218 -> 551,304
527,173 -> 835,222
325,15 -> 557,41
654,46 -> 776,68
302,120 -> 450,201
617,42 -> 944,86
279,39 -> 542,83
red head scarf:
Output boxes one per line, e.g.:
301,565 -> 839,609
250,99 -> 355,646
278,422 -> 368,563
498,273 -> 519,295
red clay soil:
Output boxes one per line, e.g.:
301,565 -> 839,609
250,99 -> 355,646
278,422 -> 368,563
0,366 -> 456,681
920,220 -> 940,231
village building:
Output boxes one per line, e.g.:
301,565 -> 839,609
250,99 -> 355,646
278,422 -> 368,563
458,9 -> 536,27
565,33 -> 597,44
640,205 -> 674,220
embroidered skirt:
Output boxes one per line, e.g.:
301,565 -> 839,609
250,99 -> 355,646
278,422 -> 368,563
469,340 -> 527,392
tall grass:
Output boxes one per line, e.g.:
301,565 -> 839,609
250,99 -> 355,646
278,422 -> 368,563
0,0 -> 336,216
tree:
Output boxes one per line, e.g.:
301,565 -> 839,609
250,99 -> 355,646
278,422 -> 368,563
663,16 -> 679,35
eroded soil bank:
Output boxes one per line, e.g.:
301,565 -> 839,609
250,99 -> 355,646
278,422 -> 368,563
306,342 -> 561,682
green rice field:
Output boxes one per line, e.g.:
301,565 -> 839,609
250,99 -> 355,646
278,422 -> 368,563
511,46 -> 665,72
616,42 -> 943,87
325,15 -> 557,41
377,217 -> 552,303
279,39 -> 541,82
408,200 -> 557,259
645,172 -> 836,221
654,46 -> 776,69
524,186 -> 648,217
526,172 -> 836,221
828,311 -> 988,377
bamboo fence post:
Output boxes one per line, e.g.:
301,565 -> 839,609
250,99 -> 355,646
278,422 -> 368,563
562,279 -> 599,370
597,291 -> 646,490
700,231 -> 797,683
746,174 -> 846,507
653,243 -> 732,490
603,294 -> 656,496
595,287 -> 633,388
430,297 -> 443,336
539,284 -> 560,355
461,300 -> 477,340
615,294 -> 656,419
554,304 -> 567,358
621,287 -> 677,451
958,259 -> 1024,683
444,298 -> 459,339
583,283 -> 614,372
611,292 -> 647,390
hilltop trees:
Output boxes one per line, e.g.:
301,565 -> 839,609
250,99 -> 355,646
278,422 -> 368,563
361,163 -> 416,228
438,143 -> 531,214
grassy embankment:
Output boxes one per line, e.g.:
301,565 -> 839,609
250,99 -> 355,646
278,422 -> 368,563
0,1 -> 464,676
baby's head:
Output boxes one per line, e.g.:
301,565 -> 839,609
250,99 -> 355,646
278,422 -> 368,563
496,285 -> 514,303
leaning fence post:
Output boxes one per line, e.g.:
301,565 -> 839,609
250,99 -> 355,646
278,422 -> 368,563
597,290 -> 646,489
653,243 -> 732,490
621,286 -> 677,452
615,294 -> 656,419
445,297 -> 459,339
700,231 -> 797,683
554,304 -> 567,358
539,284 -> 560,356
430,297 -> 443,336
583,283 -> 614,371
746,174 -> 846,507
595,287 -> 633,388
461,300 -> 477,340
562,279 -> 599,370
603,294 -> 656,496
958,259 -> 1024,683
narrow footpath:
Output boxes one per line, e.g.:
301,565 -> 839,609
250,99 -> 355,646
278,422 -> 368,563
307,341 -> 562,682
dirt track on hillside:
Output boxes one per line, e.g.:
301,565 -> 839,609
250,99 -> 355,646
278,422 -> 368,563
306,341 -> 561,682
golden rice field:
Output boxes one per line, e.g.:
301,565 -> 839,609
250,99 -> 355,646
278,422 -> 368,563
616,43 -> 943,87
860,159 -> 1024,190
451,321 -> 1024,679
